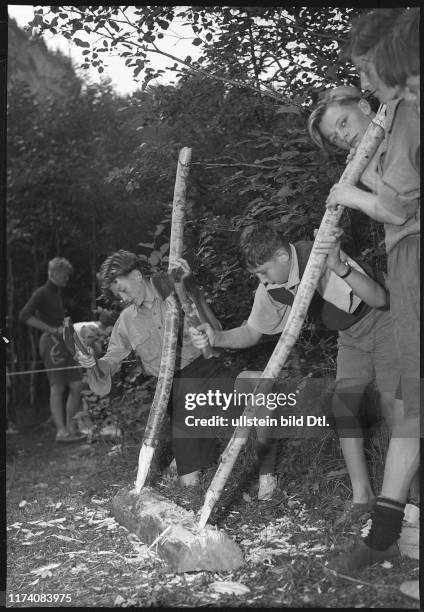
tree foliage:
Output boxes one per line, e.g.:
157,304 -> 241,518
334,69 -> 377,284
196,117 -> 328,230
30,6 -> 367,103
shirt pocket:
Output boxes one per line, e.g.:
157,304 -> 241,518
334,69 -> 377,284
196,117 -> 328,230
131,328 -> 151,351
133,329 -> 161,368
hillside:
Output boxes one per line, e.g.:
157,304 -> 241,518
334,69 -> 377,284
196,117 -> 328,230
8,17 -> 81,100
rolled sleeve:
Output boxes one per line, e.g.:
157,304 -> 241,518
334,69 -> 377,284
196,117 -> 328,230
318,260 -> 363,314
86,318 -> 131,396
86,359 -> 116,397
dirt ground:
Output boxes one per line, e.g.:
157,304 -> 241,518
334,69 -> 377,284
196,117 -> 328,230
6,414 -> 420,609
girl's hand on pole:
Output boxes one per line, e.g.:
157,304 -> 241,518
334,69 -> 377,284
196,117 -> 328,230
326,183 -> 364,211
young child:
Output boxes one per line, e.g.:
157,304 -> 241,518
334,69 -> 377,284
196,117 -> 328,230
190,222 -> 397,519
318,10 -> 420,572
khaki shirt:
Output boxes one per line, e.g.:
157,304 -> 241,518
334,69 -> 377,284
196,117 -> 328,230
87,289 -> 201,396
376,99 -> 420,253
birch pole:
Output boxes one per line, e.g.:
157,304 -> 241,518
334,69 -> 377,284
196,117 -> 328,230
198,106 -> 386,528
134,147 -> 192,493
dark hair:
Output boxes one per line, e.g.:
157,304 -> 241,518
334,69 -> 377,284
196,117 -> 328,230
372,8 -> 419,87
240,223 -> 291,269
343,8 -> 405,60
97,250 -> 150,298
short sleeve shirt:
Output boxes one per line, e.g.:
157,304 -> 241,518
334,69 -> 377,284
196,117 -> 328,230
376,99 -> 420,252
247,244 -> 364,335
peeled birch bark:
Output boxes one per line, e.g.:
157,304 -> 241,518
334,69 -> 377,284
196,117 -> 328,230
134,147 -> 192,493
198,106 -> 386,528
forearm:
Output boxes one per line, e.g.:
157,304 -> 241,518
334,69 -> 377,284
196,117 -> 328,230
85,358 -> 116,397
24,316 -> 61,335
355,193 -> 406,225
332,263 -> 387,308
213,324 -> 261,349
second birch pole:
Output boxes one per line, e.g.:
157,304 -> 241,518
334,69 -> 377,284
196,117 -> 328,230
134,147 -> 192,493
198,106 -> 386,528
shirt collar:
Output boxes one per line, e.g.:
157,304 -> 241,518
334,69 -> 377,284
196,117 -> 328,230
136,278 -> 159,312
286,244 -> 300,290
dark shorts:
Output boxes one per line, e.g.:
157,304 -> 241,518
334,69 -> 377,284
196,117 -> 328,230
39,332 -> 83,386
387,235 -> 420,417
169,355 -> 238,475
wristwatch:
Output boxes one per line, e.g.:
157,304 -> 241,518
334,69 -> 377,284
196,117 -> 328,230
338,262 -> 353,279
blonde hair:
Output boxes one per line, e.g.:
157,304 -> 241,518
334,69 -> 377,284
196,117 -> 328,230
307,85 -> 363,152
48,257 -> 73,275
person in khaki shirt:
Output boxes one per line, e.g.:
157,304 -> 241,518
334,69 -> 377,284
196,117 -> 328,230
309,75 -> 419,574
76,249 -> 238,487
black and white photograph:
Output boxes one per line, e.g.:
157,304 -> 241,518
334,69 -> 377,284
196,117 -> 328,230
3,4 -> 420,608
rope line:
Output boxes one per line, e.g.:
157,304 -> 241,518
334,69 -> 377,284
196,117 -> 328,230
6,359 -> 137,377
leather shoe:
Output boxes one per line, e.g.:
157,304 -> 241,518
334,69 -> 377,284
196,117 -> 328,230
325,539 -> 400,575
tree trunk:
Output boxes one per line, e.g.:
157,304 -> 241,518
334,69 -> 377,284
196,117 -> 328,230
91,211 -> 97,312
6,252 -> 17,418
134,147 -> 192,493
198,105 -> 386,529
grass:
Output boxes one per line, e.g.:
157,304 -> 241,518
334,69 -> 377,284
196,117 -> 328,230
6,411 -> 419,609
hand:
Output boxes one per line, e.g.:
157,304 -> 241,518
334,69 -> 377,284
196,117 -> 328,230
189,323 -> 216,349
313,227 -> 345,271
313,226 -> 343,251
169,257 -> 192,281
345,145 -> 357,165
75,348 -> 96,369
325,183 -> 364,211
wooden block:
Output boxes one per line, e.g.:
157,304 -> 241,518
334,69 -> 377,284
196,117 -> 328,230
112,487 -> 244,573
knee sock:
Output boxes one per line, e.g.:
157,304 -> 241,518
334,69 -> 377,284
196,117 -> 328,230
364,497 -> 405,551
